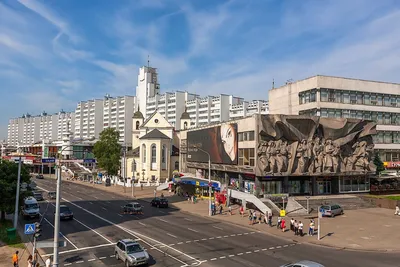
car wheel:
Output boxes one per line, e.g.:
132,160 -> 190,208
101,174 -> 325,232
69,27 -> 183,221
115,252 -> 119,260
331,213 -> 335,218
341,210 -> 344,215
70,216 -> 74,220
125,260 -> 130,267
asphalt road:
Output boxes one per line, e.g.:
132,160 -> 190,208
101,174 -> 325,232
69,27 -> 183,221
25,178 -> 400,267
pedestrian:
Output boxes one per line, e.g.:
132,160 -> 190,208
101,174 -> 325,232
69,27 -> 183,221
153,189 -> 156,198
253,210 -> 257,224
299,221 -> 304,236
219,204 -> 223,215
395,205 -> 400,215
268,212 -> 273,227
294,220 -> 299,235
12,250 -> 19,267
141,184 -> 143,190
290,218 -> 295,232
277,216 -> 281,229
248,210 -> 253,225
228,205 -> 232,215
309,220 -> 315,236
281,218 -> 286,232
239,206 -> 244,217
45,257 -> 51,267
161,193 -> 164,198
27,255 -> 33,267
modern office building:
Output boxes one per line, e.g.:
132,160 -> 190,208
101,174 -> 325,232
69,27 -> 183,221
269,75 -> 400,162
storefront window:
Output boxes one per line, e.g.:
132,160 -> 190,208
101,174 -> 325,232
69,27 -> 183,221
262,180 -> 282,195
340,177 -> 370,192
288,180 -> 310,194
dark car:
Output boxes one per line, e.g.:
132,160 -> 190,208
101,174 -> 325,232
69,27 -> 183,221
59,205 -> 73,220
151,197 -> 168,208
33,192 -> 44,201
48,191 -> 57,200
36,174 -> 44,179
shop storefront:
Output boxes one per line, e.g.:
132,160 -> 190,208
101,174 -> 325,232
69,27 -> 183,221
172,177 -> 221,199
316,178 -> 333,195
288,178 -> 311,195
339,176 -> 370,193
260,179 -> 282,195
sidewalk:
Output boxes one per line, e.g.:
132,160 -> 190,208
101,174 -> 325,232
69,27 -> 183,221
65,179 -> 400,252
0,242 -> 32,267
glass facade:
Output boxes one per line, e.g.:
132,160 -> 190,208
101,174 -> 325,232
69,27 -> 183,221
339,176 -> 370,193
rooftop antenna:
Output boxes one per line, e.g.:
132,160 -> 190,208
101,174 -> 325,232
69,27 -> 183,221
272,78 -> 275,89
147,55 -> 150,68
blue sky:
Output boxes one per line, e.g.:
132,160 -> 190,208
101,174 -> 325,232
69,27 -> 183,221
1,0 -> 400,139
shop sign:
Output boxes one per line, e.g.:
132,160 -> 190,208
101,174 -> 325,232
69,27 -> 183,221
386,161 -> 400,168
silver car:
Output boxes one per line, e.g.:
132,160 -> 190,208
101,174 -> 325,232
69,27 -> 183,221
320,204 -> 344,217
281,260 -> 325,267
115,239 -> 149,266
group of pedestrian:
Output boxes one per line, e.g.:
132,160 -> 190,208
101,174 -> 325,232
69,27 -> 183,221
12,250 -> 52,267
247,209 -> 264,225
288,218 -> 315,236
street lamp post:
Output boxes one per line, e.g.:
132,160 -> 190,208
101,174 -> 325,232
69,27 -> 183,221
193,146 -> 212,216
13,155 -> 22,228
53,137 -> 94,267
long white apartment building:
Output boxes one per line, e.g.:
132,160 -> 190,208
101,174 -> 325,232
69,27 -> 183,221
74,99 -> 104,140
103,94 -> 135,144
7,110 -> 74,147
269,75 -> 400,162
137,66 -> 269,129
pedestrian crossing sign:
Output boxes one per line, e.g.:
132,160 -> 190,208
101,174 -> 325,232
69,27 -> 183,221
24,223 -> 36,235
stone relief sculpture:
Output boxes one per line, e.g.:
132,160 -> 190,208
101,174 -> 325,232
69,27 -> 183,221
256,115 -> 377,176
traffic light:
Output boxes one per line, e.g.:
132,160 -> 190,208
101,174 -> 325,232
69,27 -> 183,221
34,222 -> 41,238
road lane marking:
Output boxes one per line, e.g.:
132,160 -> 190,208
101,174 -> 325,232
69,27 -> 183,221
89,202 -> 93,204
109,255 -> 115,257
106,201 -> 111,204
237,233 -> 242,236
159,210 -> 166,214
138,222 -> 146,226
77,197 -> 83,200
88,259 -> 95,262
166,233 -> 178,238
76,260 -> 84,264
230,234 -> 236,236
237,253 -> 243,255
177,242 -> 183,245
210,258 -> 217,261
156,218 -> 168,223
64,264 -> 72,266
43,243 -> 116,256
254,249 -> 260,252
184,218 -> 192,221
220,256 -> 226,259
209,237 -> 214,240
41,216 -> 78,249
212,226 -> 223,230
118,214 -> 123,217
102,207 -> 107,211
99,256 -> 106,260
37,186 -> 202,266
187,228 -> 199,233
262,248 -> 267,251
246,251 -> 252,254
229,255 -> 235,257
94,196 -> 99,199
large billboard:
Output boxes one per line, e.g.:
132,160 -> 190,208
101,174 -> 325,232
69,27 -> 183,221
187,123 -> 238,165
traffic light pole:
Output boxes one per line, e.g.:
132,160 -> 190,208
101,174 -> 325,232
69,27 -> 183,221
13,156 -> 22,228
52,164 -> 62,267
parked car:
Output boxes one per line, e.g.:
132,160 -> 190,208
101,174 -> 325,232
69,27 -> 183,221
48,191 -> 57,200
33,192 -> 44,201
123,202 -> 143,214
115,239 -> 149,266
151,197 -> 169,208
320,204 -> 344,217
27,181 -> 37,191
59,205 -> 74,220
105,178 -> 111,187
36,174 -> 44,179
280,260 -> 325,267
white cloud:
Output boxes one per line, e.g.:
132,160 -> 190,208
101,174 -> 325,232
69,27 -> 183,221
0,33 -> 42,58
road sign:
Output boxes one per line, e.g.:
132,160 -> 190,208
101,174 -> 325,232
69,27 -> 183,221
24,224 -> 35,235
36,241 -> 67,248
59,159 -> 84,163
42,158 -> 56,163
319,207 -> 325,218
83,158 -> 96,163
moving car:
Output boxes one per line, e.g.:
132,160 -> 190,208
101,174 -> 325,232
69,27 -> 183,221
123,202 -> 143,214
33,192 -> 44,201
320,204 -> 344,218
21,197 -> 40,219
48,191 -> 57,200
36,174 -> 44,179
280,260 -> 325,267
115,239 -> 149,266
150,197 -> 169,208
59,205 -> 74,220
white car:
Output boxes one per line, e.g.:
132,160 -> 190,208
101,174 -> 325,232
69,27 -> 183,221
115,239 -> 149,266
21,197 -> 40,219
280,260 -> 325,267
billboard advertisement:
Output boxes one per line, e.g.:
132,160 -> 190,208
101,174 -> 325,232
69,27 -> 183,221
187,123 -> 238,165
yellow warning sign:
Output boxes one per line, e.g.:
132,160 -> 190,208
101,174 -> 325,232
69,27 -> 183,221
280,209 -> 286,217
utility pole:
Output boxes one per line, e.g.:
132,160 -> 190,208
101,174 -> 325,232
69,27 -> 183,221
13,156 -> 22,228
52,159 -> 62,267
123,143 -> 126,193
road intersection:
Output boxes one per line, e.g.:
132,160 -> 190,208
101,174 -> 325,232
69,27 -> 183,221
28,178 -> 399,267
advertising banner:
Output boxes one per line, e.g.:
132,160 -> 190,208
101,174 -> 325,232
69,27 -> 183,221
187,123 -> 238,165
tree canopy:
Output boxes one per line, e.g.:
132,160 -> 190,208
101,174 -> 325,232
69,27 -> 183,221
0,159 -> 31,221
373,153 -> 385,175
93,127 -> 122,176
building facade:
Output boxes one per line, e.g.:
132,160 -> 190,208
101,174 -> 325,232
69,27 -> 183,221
269,75 -> 400,162
179,114 -> 376,196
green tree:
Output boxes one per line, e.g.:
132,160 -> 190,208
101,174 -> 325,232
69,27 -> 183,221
373,153 -> 385,175
0,159 -> 31,221
93,128 -> 122,176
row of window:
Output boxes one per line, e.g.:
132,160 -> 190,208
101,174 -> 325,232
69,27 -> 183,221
299,88 -> 400,107
373,131 -> 400,144
238,148 -> 255,166
238,131 -> 255,141
299,108 -> 400,125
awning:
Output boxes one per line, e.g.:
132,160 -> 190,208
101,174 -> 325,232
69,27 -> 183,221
172,176 -> 221,190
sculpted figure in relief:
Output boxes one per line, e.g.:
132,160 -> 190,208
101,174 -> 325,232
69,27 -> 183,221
295,139 -> 309,174
323,139 -> 335,173
332,141 -> 341,173
266,141 -> 277,173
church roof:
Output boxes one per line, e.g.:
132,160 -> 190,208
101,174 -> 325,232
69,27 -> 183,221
180,107 -> 190,120
133,109 -> 144,119
139,129 -> 171,140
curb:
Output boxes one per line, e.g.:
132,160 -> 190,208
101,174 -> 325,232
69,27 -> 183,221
53,179 -> 400,254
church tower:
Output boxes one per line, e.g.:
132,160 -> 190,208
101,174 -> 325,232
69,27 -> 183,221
180,107 -> 191,130
132,106 -> 144,149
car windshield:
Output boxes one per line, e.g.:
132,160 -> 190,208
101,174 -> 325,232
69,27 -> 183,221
160,198 -> 167,202
126,244 -> 143,253
320,205 -> 330,210
25,203 -> 38,209
34,193 -> 42,197
133,204 -> 141,208
60,207 -> 70,213
49,192 -> 56,196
